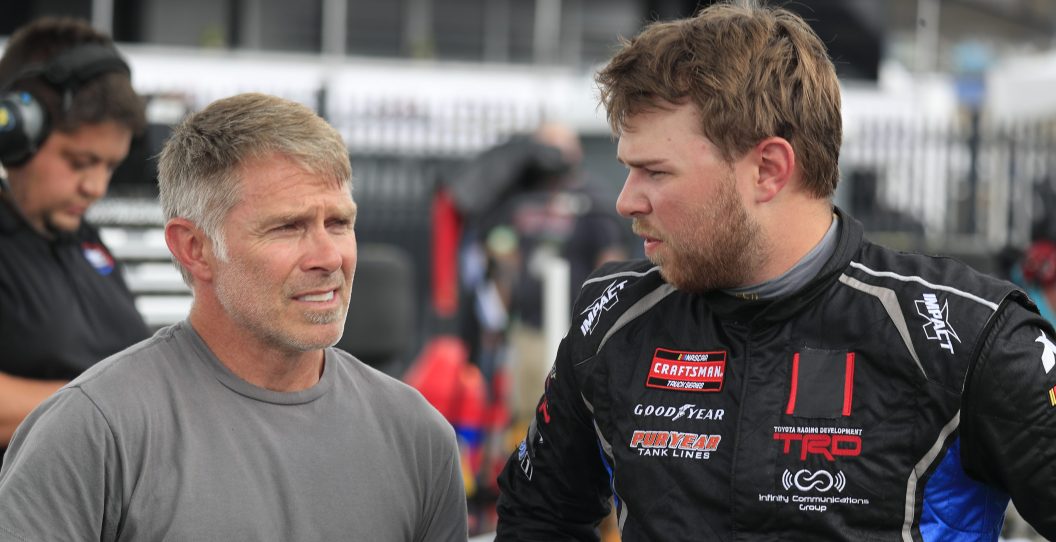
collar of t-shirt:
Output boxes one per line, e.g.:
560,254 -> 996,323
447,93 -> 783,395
178,320 -> 335,405
722,214 -> 841,301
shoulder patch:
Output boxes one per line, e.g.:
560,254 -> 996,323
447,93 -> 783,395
579,279 -> 628,336
914,292 -> 961,354
81,242 -> 115,276
1036,329 -> 1056,374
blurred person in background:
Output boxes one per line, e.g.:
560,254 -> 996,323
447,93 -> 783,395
0,92 -> 467,541
453,122 -> 628,413
440,121 -> 628,533
496,1 -> 1056,540
0,17 -> 149,461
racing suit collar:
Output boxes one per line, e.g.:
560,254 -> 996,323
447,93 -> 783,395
702,206 -> 863,325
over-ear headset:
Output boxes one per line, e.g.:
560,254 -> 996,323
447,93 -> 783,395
0,43 -> 130,167
1023,239 -> 1056,288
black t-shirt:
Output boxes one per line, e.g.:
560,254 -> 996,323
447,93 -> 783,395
0,195 -> 149,448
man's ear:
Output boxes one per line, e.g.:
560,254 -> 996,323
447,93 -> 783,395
752,136 -> 796,203
165,218 -> 215,283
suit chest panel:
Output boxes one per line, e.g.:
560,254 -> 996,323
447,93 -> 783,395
587,292 -> 954,538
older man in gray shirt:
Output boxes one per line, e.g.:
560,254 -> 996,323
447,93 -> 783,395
0,93 -> 467,542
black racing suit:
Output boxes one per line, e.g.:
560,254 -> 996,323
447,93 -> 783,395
496,210 -> 1056,541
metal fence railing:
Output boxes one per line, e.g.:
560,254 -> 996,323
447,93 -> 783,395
841,114 -> 1056,258
99,103 -> 1056,334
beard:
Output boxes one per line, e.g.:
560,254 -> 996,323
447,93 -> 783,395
634,170 -> 766,293
213,261 -> 349,353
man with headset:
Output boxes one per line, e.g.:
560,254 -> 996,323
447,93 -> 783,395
0,18 -> 149,459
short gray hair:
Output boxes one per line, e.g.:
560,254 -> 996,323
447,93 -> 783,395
158,92 -> 352,284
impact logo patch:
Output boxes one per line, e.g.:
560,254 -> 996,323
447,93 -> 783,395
1036,330 -> 1056,374
81,242 -> 115,276
915,293 -> 960,353
646,348 -> 726,392
1048,384 -> 1056,407
579,279 -> 627,336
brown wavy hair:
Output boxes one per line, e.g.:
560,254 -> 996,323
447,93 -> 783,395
596,0 -> 842,198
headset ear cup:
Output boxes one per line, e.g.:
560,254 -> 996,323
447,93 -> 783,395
0,43 -> 127,168
1023,240 -> 1056,288
0,91 -> 49,167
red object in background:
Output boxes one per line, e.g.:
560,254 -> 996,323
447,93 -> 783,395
431,188 -> 462,318
404,336 -> 487,474
404,336 -> 485,427
1024,240 -> 1056,287
405,336 -> 513,536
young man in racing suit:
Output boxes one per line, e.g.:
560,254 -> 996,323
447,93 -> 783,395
495,2 -> 1056,540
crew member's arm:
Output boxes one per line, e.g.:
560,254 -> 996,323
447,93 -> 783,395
0,372 -> 65,446
496,337 -> 612,541
961,295 -> 1056,538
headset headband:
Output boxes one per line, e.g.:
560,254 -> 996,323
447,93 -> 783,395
0,43 -> 131,167
2,43 -> 130,93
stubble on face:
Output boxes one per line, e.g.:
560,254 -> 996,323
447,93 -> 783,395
635,168 -> 766,293
213,255 -> 349,353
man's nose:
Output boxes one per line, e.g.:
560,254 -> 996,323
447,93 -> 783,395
304,224 -> 347,272
615,172 -> 648,218
80,167 -> 111,200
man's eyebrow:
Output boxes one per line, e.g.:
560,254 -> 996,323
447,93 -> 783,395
62,148 -> 126,168
331,201 -> 357,219
259,204 -> 357,227
61,149 -> 101,161
618,157 -> 669,168
259,211 -> 309,227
